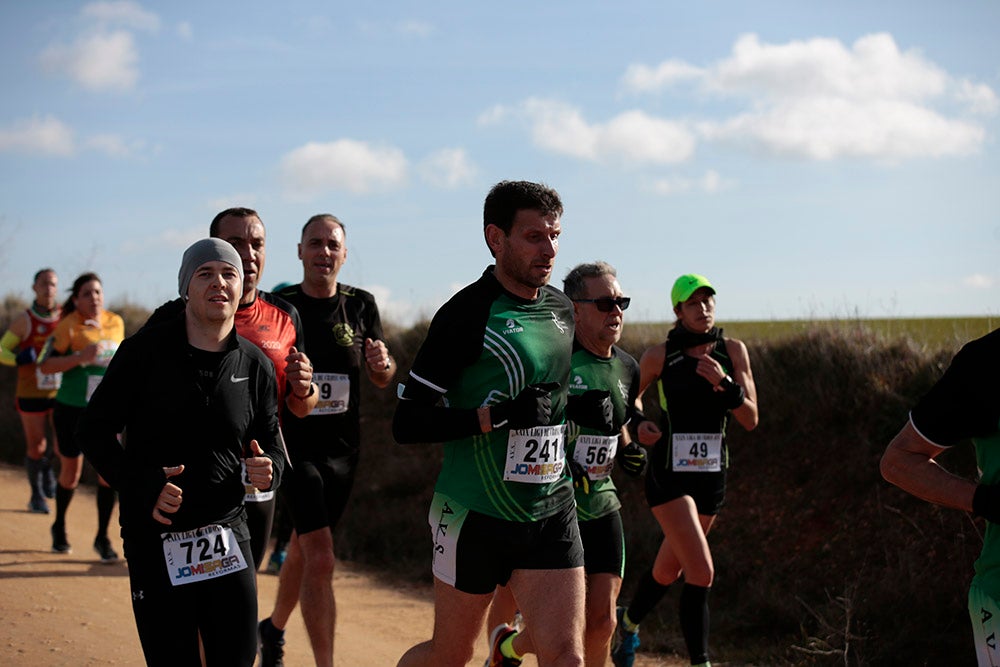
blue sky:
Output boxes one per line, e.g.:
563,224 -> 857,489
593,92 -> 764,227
1,1 -> 998,326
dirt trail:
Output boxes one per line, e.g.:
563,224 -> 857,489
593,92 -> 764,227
0,463 -> 681,666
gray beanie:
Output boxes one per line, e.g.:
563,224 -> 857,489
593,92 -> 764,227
178,238 -> 244,298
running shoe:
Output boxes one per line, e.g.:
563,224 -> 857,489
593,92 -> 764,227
93,536 -> 119,563
28,494 -> 50,514
51,523 -> 71,554
258,618 -> 285,667
611,606 -> 640,667
486,623 -> 521,667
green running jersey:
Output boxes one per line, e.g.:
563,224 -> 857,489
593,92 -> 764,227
407,268 -> 576,522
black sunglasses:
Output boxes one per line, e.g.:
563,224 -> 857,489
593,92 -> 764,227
573,296 -> 631,312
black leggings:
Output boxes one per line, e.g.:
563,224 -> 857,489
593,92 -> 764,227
125,535 -> 258,666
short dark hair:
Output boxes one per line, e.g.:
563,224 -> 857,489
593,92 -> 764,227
563,261 -> 616,300
483,180 -> 563,236
33,268 -> 56,283
301,214 -> 346,240
209,207 -> 262,238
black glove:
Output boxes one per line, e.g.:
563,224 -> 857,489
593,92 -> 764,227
973,483 -> 1000,523
566,389 -> 615,435
618,441 -> 647,477
569,459 -> 591,494
15,347 -> 37,366
490,382 -> 560,430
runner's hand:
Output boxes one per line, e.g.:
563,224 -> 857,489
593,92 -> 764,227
566,389 -> 615,434
152,465 -> 184,525
569,460 -> 591,494
245,439 -> 273,490
618,441 -> 647,476
15,347 -> 37,366
490,382 -> 560,430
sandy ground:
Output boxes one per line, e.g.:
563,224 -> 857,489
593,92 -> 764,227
0,462 -> 683,666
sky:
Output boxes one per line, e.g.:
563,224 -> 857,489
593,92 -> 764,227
1,1 -> 998,327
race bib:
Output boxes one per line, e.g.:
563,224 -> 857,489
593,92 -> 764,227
503,424 -> 566,484
161,524 -> 248,587
672,432 -> 723,472
35,368 -> 62,391
241,460 -> 274,503
311,372 -> 350,415
572,434 -> 619,481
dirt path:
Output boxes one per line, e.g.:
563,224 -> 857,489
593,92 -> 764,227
0,463 -> 682,666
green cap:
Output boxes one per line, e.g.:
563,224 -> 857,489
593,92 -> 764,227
671,273 -> 715,307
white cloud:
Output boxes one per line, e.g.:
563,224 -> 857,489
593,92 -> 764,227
177,22 -> 193,40
82,1 -> 161,32
621,59 -> 704,93
41,30 -> 139,91
418,148 -> 477,189
493,98 -> 696,165
625,32 -> 996,162
280,139 -> 408,197
649,169 -> 731,195
0,115 -> 75,156
964,274 -> 995,289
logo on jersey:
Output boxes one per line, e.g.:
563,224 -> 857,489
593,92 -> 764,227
550,312 -> 568,334
569,374 -> 587,391
617,378 -> 628,401
260,340 -> 281,350
502,318 -> 524,335
333,323 -> 355,347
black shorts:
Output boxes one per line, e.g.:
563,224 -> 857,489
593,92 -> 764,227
579,510 -> 625,577
645,463 -> 726,516
16,397 -> 55,414
53,402 -> 85,458
429,494 -> 585,595
284,451 -> 359,536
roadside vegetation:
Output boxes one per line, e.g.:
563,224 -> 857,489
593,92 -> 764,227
0,294 -> 994,666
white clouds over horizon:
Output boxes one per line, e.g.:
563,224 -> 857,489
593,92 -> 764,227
279,139 -> 409,198
417,148 -> 478,189
480,98 -> 696,165
622,32 -> 997,162
0,115 -> 148,159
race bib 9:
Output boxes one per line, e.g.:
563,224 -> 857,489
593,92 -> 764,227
671,432 -> 723,472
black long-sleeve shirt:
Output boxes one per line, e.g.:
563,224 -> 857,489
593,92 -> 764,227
76,314 -> 285,541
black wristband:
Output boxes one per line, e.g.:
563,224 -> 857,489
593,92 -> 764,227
719,376 -> 745,410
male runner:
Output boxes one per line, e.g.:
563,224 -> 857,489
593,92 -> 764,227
144,207 -> 317,569
393,180 -> 585,667
881,328 -> 1000,666
0,268 -> 62,513
76,238 -> 285,666
486,261 -> 648,666
258,213 -> 395,667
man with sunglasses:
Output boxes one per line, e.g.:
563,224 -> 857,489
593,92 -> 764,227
485,261 -> 647,666
393,180 -> 585,667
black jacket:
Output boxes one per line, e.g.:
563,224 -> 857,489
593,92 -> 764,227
76,314 -> 285,541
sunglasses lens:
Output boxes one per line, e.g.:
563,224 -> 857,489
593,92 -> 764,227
594,297 -> 630,312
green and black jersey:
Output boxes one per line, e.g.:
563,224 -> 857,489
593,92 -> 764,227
405,267 -> 575,522
566,342 -> 640,521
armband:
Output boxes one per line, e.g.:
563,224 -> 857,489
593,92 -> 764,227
718,376 -> 746,410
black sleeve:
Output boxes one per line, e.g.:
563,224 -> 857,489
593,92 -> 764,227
250,348 -> 285,490
392,375 -> 483,444
911,331 -> 1000,446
